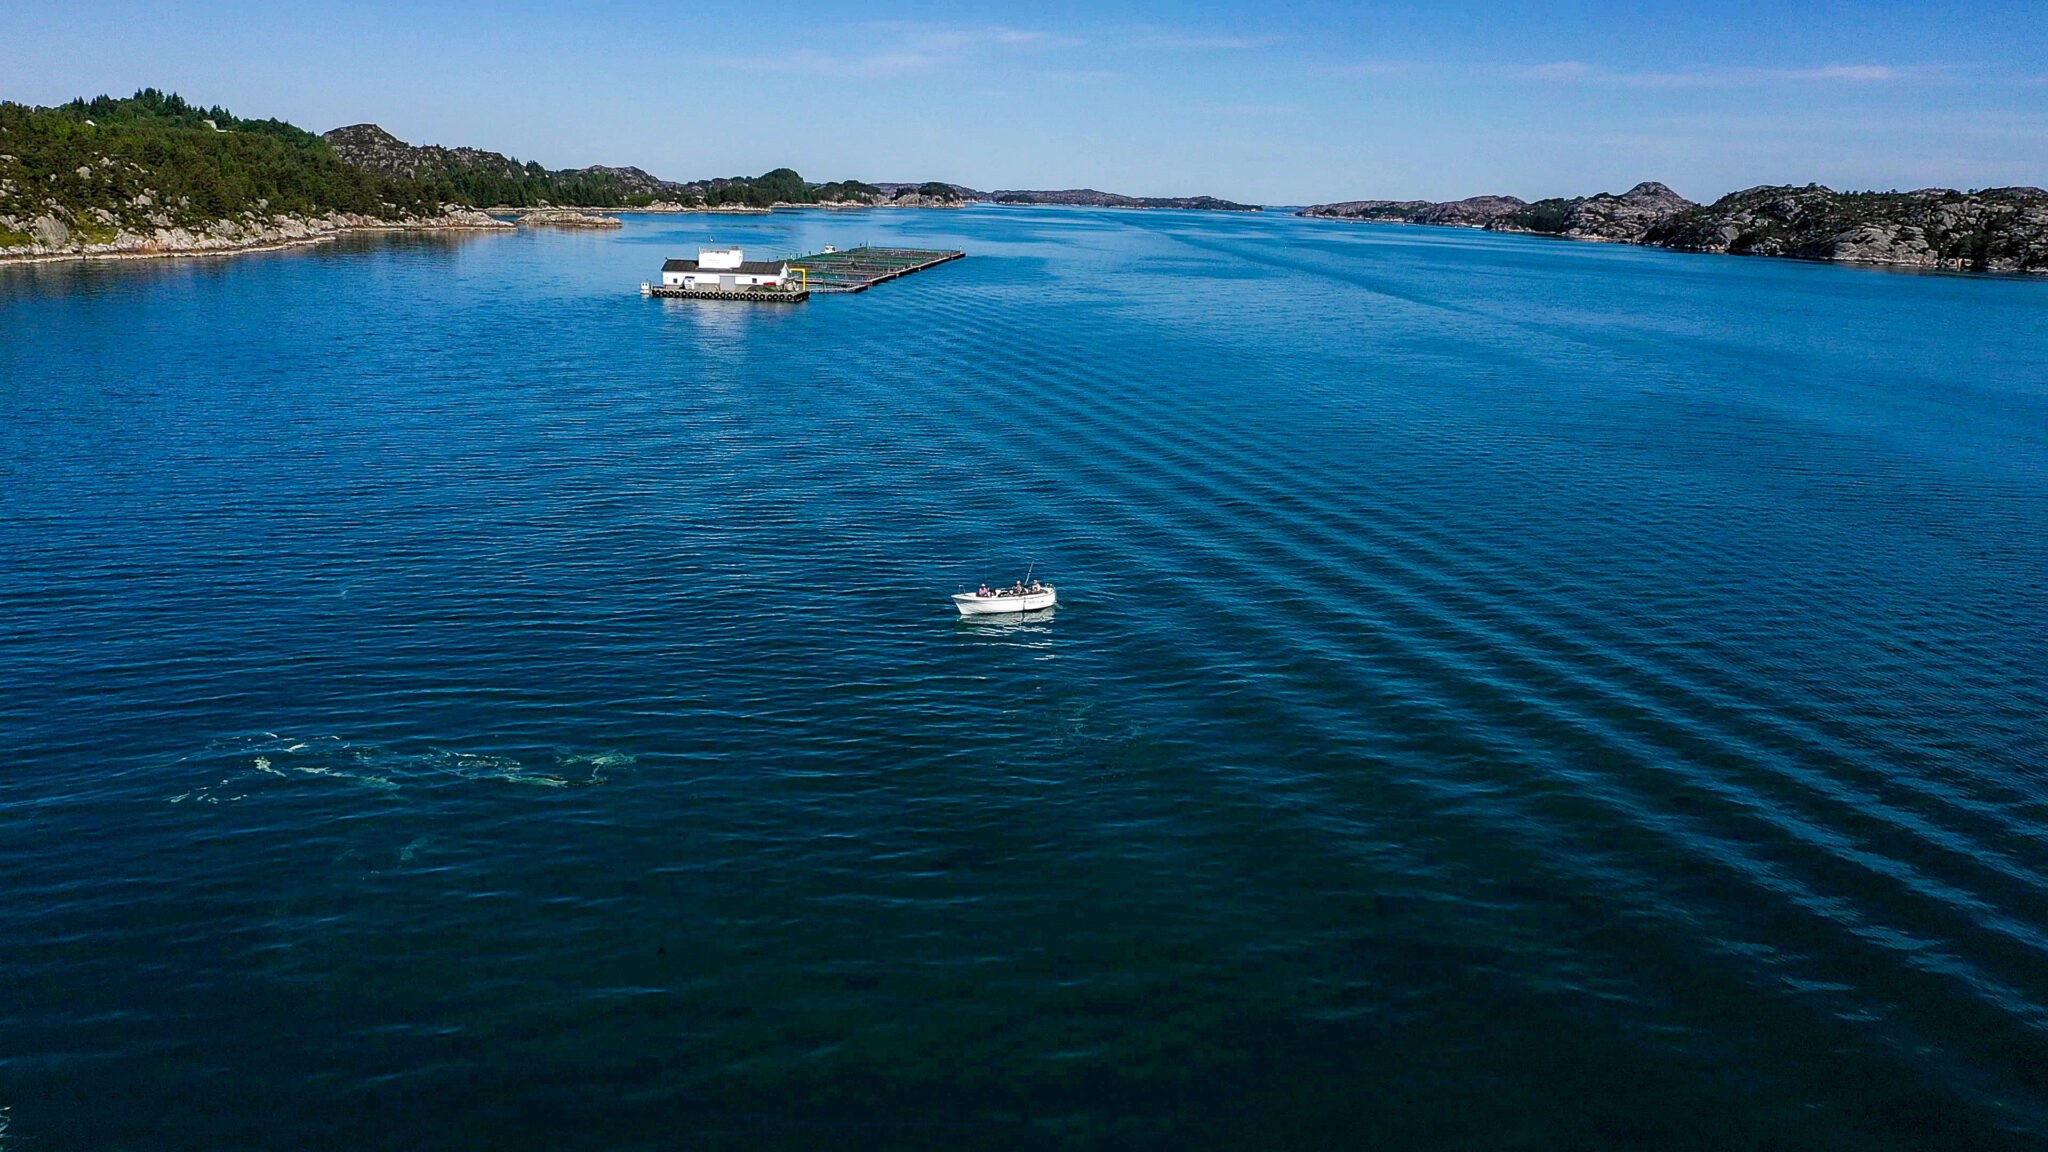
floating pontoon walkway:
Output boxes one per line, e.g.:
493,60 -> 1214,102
643,285 -> 808,302
790,247 -> 965,293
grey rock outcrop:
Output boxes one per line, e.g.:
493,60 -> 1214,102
1646,184 -> 2048,272
515,207 -> 623,227
324,123 -> 526,182
1,201 -> 509,262
30,214 -> 67,247
1547,181 -> 1695,242
1300,180 -> 2048,273
1414,195 -> 1526,226
1297,199 -> 1434,221
1301,195 -> 1524,226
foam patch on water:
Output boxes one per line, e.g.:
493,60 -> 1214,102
165,733 -> 631,802
557,749 -> 634,783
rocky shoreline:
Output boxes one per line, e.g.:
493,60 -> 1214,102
0,196 -> 970,266
1301,182 -> 2048,274
0,207 -> 510,265
485,199 -> 966,214
613,203 -> 770,214
508,207 -> 622,228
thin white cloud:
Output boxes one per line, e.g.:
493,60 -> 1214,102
908,28 -> 1068,51
1525,61 -> 1597,81
1033,69 -> 1126,83
1524,61 -> 1945,87
1795,64 -> 1910,81
718,49 -> 942,77
1139,34 -> 1284,51
715,24 -> 1079,78
869,23 -> 1085,52
1321,60 -> 1419,78
1210,102 -> 1306,115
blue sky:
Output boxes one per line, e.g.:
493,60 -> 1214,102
5,0 -> 2045,204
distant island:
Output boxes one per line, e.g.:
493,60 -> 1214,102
1301,181 -> 2048,274
1,90 -> 1261,263
989,189 -> 1259,212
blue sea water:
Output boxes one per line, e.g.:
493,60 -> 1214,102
2,206 -> 2046,1150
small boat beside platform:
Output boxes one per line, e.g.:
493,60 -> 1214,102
953,580 -> 1057,615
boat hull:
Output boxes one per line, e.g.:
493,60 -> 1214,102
953,587 -> 1056,615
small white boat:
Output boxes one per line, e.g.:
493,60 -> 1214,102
953,581 -> 1057,615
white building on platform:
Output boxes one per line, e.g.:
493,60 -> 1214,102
661,247 -> 790,290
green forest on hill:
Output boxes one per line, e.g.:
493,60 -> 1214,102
702,167 -> 885,208
424,162 -> 659,210
0,90 -> 442,243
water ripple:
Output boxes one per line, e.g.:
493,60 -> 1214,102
3,208 -> 2046,1149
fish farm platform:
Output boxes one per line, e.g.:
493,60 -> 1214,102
791,247 -> 965,293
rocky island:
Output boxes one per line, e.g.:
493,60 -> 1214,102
989,189 -> 1259,212
512,207 -> 624,228
1645,185 -> 2048,271
1302,181 -> 2048,273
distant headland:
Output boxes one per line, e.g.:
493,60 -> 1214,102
0,90 -> 1257,263
1301,181 -> 2048,274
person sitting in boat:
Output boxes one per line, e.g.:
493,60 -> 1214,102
978,583 -> 992,597
1011,581 -> 1025,594
1028,579 -> 1042,592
